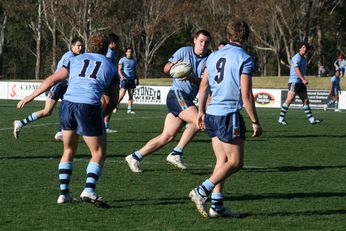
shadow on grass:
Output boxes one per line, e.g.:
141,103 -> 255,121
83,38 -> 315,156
225,191 -> 346,201
244,165 -> 346,172
247,209 -> 346,217
0,153 -> 126,160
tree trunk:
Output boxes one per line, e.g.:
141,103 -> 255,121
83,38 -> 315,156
35,0 -> 42,80
0,14 -> 8,78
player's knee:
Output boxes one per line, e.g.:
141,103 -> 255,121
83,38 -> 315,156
42,110 -> 52,117
228,160 -> 243,172
161,133 -> 175,144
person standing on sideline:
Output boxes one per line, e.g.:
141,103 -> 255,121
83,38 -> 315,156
13,37 -> 84,140
125,30 -> 212,172
103,33 -> 120,133
16,33 -> 118,207
334,54 -> 346,77
189,19 -> 262,218
117,47 -> 138,114
278,41 -> 321,125
324,69 -> 342,112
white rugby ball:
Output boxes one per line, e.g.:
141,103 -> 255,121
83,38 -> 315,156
169,62 -> 192,79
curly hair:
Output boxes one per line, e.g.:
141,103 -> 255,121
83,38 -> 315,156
87,32 -> 109,54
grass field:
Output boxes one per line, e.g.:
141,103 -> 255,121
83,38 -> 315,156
0,99 -> 345,231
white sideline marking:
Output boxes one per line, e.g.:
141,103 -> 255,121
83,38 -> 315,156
0,156 -> 267,169
0,116 -> 162,131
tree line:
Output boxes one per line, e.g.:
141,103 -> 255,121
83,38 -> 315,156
0,0 -> 345,80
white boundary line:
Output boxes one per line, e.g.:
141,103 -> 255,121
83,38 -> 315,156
0,116 -> 162,131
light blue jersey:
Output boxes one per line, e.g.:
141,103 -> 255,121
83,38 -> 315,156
169,46 -> 209,100
206,43 -> 254,116
331,75 -> 341,91
119,57 -> 137,80
289,53 -> 307,83
106,47 -> 117,64
55,51 -> 76,86
63,53 -> 117,106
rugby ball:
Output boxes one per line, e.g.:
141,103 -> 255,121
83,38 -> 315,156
169,62 -> 192,79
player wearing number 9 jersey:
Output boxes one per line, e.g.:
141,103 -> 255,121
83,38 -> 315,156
190,19 -> 262,218
16,33 -> 117,208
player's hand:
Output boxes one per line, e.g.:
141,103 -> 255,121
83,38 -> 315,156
252,123 -> 262,137
16,96 -> 33,109
196,113 -> 205,131
303,79 -> 309,85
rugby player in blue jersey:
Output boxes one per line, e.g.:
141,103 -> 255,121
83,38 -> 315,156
125,30 -> 211,172
13,38 -> 84,140
117,47 -> 138,114
278,41 -> 321,125
190,19 -> 262,218
16,33 -> 118,208
324,69 -> 342,112
103,33 -> 120,133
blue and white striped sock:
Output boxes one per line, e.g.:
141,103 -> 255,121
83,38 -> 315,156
172,147 -> 183,155
197,179 -> 215,197
211,193 -> 224,211
58,162 -> 73,195
21,112 -> 39,126
132,151 -> 143,161
85,162 -> 102,193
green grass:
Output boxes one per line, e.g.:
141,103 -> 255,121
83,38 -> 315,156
0,99 -> 345,230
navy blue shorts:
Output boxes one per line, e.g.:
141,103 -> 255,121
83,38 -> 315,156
60,101 -> 105,136
331,87 -> 339,97
166,90 -> 195,117
120,79 -> 136,89
46,83 -> 68,100
204,112 -> 246,142
288,82 -> 307,93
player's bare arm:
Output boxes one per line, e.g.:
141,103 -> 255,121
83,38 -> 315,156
241,74 -> 262,137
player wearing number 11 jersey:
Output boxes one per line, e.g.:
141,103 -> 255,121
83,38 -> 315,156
16,33 -> 117,208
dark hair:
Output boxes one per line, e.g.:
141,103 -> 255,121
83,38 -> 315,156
87,32 -> 109,54
226,18 -> 250,43
124,47 -> 133,54
70,37 -> 84,46
194,30 -> 212,41
218,41 -> 227,46
298,41 -> 310,50
108,33 -> 119,44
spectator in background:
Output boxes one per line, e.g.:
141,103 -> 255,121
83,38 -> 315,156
318,65 -> 329,77
334,53 -> 346,77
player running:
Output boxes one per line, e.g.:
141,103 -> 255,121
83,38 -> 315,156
13,37 -> 84,140
125,30 -> 212,172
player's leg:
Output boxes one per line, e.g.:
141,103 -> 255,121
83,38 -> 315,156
278,84 -> 296,125
125,113 -> 183,172
167,106 -> 200,169
208,138 -> 243,218
299,92 -> 320,124
13,97 -> 58,139
103,83 -> 120,133
57,100 -> 79,204
79,135 -> 109,208
117,80 -> 127,110
57,129 -> 79,204
127,87 -> 135,114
